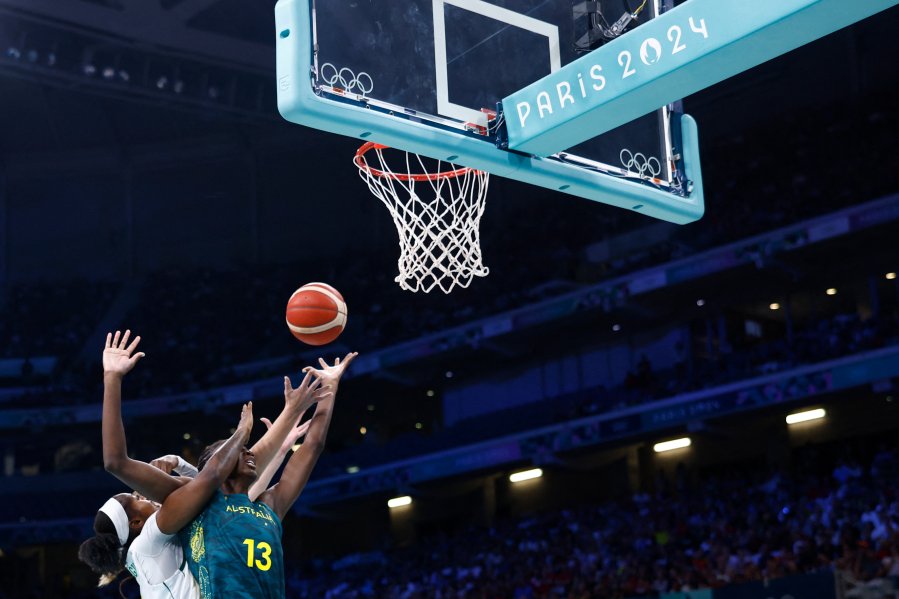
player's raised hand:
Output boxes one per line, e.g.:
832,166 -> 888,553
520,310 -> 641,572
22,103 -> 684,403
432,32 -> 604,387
236,401 -> 254,442
103,330 -> 146,376
302,352 -> 358,388
283,369 -> 326,414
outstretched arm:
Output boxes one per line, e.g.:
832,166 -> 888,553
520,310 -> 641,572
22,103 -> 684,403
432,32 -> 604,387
101,330 -> 186,503
247,370 -> 327,476
248,417 -> 312,501
155,403 -> 254,534
261,352 -> 356,519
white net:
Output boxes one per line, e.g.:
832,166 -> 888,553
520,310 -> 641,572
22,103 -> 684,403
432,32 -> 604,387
355,144 -> 490,294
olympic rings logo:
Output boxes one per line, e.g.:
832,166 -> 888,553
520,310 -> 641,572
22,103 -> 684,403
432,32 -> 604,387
319,63 -> 374,95
620,149 -> 662,179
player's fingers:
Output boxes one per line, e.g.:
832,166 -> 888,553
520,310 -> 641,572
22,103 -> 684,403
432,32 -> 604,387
283,376 -> 292,394
318,357 -> 328,369
298,369 -> 314,390
120,329 -> 131,349
246,401 -> 253,417
125,335 -> 141,354
112,330 -> 121,347
129,352 -> 146,364
105,332 -> 112,349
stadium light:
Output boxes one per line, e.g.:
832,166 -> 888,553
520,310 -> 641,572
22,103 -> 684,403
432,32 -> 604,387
886,272 -> 896,280
786,408 -> 826,425
826,288 -> 837,296
346,466 -> 359,474
387,496 -> 412,508
769,302 -> 780,311
654,437 -> 691,453
509,468 -> 543,483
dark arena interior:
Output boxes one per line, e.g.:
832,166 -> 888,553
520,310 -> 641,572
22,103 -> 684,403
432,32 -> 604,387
0,1 -> 898,598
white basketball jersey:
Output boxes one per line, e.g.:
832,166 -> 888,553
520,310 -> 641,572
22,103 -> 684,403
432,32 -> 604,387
126,513 -> 199,599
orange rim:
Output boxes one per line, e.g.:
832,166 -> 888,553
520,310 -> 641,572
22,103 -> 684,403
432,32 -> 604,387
354,142 -> 474,182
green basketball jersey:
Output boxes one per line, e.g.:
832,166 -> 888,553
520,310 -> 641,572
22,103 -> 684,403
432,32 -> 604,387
179,491 -> 284,599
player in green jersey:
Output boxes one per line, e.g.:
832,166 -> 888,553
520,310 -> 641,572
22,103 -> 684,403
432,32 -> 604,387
78,330 -> 327,593
181,352 -> 356,599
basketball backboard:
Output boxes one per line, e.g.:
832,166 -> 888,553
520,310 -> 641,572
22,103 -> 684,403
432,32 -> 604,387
275,0 -> 705,224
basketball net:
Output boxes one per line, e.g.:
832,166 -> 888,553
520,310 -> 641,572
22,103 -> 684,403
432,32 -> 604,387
354,143 -> 490,294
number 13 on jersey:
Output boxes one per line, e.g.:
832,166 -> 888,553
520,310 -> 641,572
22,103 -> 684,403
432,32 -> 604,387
243,538 -> 272,571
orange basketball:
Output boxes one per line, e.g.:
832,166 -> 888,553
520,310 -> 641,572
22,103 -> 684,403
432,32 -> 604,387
285,283 -> 347,346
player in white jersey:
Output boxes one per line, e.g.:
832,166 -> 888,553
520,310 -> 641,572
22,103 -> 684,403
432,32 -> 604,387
125,508 -> 199,599
81,400 -> 254,598
78,330 -> 327,597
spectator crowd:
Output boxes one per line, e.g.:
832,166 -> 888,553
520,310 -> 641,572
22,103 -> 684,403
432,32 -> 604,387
289,442 -> 899,598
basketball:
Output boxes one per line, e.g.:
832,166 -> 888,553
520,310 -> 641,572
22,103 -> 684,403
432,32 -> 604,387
285,283 -> 347,346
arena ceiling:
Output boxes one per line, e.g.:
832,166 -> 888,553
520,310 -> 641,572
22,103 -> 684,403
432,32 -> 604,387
0,0 -> 275,70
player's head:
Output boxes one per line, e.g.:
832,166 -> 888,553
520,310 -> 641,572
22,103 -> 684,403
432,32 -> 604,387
198,440 -> 258,483
78,492 -> 159,585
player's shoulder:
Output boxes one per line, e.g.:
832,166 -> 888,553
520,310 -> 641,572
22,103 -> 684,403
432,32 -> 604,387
128,513 -> 174,559
138,511 -> 162,538
251,487 -> 277,511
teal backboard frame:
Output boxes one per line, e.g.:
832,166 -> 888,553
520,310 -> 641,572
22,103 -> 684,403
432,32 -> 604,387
275,0 -> 898,225
274,0 -> 705,225
503,0 -> 899,155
